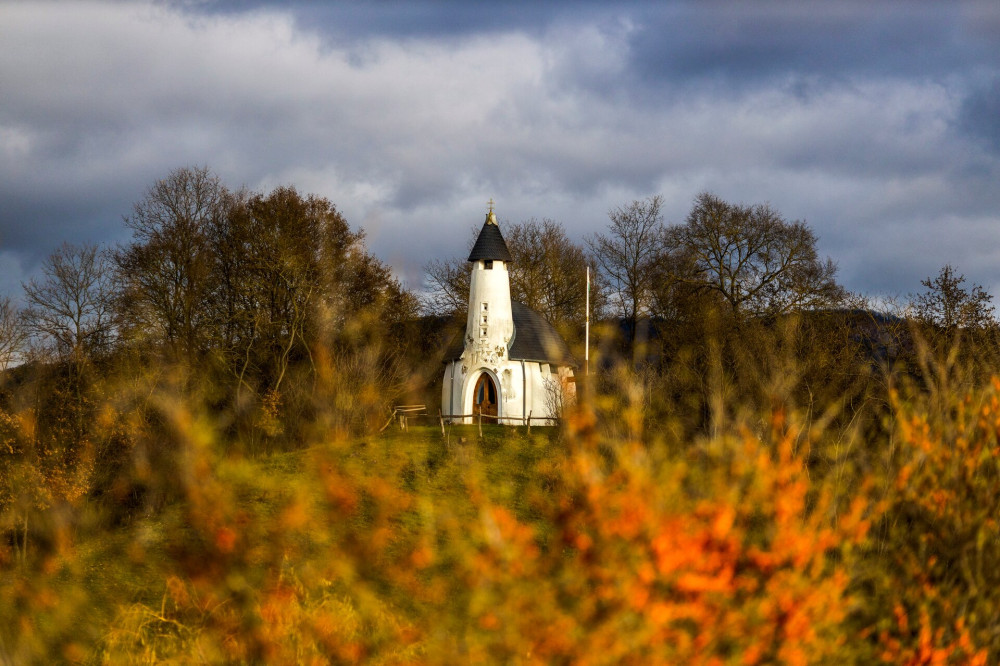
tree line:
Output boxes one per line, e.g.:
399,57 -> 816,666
0,165 -> 994,449
6,167 -> 417,374
428,191 -> 993,340
0,167 -> 424,518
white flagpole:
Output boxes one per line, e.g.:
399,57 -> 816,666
585,265 -> 590,376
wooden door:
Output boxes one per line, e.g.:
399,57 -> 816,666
473,373 -> 498,419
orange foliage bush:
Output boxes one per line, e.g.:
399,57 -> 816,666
410,407 -> 873,664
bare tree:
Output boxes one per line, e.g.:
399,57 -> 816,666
668,192 -> 844,317
21,243 -> 114,448
22,242 -> 114,361
423,257 -> 471,318
506,218 -> 599,339
542,373 -> 571,424
0,296 -> 26,372
115,166 -> 224,364
911,265 -> 995,331
647,247 -> 711,325
422,224 -> 481,319
587,196 -> 665,342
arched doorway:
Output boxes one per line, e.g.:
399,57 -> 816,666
473,372 -> 498,420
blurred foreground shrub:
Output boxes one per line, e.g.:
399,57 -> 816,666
411,408 -> 871,664
856,376 -> 1000,664
1,364 -> 999,663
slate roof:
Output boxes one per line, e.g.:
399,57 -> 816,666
509,301 -> 577,366
467,217 -> 513,262
442,328 -> 465,362
442,301 -> 577,368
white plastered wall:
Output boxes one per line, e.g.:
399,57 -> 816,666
466,260 -> 514,354
443,357 -> 574,425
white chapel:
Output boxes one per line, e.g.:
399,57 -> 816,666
442,204 -> 577,425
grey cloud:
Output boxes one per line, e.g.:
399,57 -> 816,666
3,0 -> 1000,304
626,3 -> 995,92
184,0 -> 619,42
959,77 -> 1000,154
845,213 -> 1000,300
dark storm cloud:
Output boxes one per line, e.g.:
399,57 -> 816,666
0,194 -> 128,256
182,0 -> 611,40
627,3 -> 996,89
960,77 -> 1000,155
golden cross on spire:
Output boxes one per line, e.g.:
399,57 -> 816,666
487,198 -> 495,214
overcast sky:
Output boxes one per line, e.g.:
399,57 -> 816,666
2,0 -> 999,303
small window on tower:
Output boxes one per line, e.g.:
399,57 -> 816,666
480,326 -> 488,338
481,302 -> 488,312
481,314 -> 488,325
484,260 -> 493,270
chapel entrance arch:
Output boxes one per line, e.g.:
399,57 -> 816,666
473,372 -> 498,421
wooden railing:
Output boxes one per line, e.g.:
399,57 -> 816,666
380,405 -> 559,435
441,410 -> 558,436
378,404 -> 427,432
440,412 -> 558,426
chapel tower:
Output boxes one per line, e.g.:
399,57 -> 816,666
464,202 -> 514,367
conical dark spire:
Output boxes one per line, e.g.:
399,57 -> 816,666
467,205 -> 512,262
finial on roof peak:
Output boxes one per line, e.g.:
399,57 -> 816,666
486,198 -> 497,225
468,199 -> 513,262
